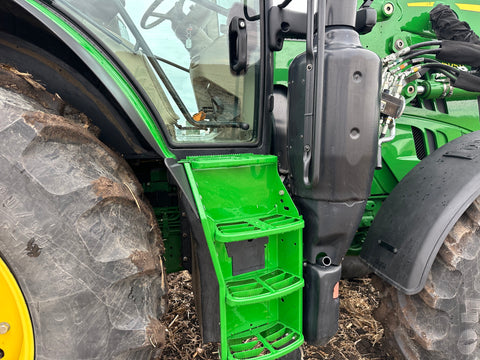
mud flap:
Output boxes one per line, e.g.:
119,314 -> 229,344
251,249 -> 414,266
361,131 -> 480,295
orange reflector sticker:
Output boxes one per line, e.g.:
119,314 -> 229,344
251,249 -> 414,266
333,282 -> 339,299
193,111 -> 206,121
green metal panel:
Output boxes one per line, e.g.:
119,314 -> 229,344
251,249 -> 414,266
182,154 -> 304,360
25,0 -> 175,159
361,0 -> 480,58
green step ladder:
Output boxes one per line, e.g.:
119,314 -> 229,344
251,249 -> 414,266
182,154 -> 305,360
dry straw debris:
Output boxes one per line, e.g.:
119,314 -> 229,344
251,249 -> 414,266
161,272 -> 391,360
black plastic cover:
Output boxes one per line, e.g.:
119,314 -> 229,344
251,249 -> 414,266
303,263 -> 342,345
295,197 -> 367,264
325,0 -> 357,27
267,6 -> 307,51
288,29 -> 380,202
225,237 -> 268,276
361,131 -> 480,295
430,4 -> 480,44
287,27 -> 380,264
355,7 -> 377,35
267,0 -> 376,50
272,85 -> 289,174
166,158 -> 220,341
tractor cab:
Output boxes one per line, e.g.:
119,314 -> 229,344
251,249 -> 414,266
54,0 -> 262,148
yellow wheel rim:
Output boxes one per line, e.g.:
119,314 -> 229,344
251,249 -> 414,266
0,257 -> 34,359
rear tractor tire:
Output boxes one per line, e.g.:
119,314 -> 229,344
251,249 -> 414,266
0,74 -> 167,359
378,196 -> 480,360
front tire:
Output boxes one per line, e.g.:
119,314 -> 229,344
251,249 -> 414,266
0,80 -> 167,359
378,197 -> 480,360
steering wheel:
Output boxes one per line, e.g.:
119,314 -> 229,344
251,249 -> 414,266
141,0 -> 185,29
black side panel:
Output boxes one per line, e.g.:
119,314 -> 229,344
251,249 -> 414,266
287,28 -> 381,264
165,158 -> 220,342
303,264 -> 341,346
288,30 -> 380,202
165,158 -> 197,213
361,131 -> 480,295
272,84 -> 289,174
295,198 -> 367,264
184,198 -> 221,342
286,1 -> 381,347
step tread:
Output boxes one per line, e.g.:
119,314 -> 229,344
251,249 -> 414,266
227,322 -> 303,360
215,214 -> 304,242
226,268 -> 304,305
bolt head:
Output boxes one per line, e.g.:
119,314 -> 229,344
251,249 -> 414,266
239,20 -> 246,29
394,39 -> 405,50
0,323 -> 10,335
383,2 -> 394,15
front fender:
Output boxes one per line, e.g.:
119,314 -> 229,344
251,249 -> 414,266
361,131 -> 480,295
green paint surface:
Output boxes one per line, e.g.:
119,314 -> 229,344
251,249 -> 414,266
182,154 -> 304,359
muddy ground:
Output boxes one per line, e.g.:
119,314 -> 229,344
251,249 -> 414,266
160,271 -> 396,360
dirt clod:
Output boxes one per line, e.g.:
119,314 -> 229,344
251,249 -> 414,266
130,249 -> 158,272
146,317 -> 167,349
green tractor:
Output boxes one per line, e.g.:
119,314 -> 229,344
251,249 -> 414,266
0,0 -> 480,359
276,1 -> 480,359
